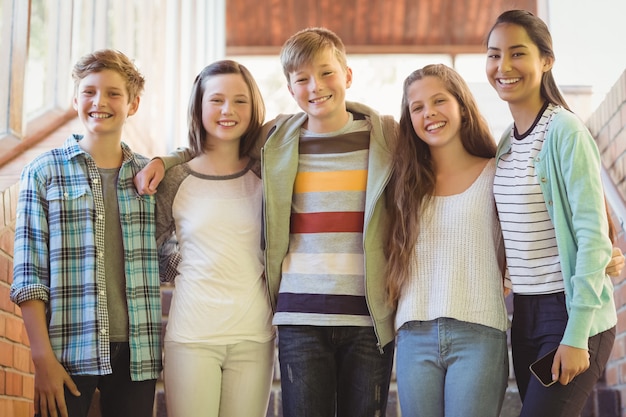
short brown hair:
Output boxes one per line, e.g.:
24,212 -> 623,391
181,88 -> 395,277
72,49 -> 145,102
280,27 -> 348,81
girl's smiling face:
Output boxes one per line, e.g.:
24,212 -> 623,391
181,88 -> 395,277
201,73 -> 252,150
407,75 -> 463,151
486,22 -> 553,108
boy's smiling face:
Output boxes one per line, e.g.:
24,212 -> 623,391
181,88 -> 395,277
287,47 -> 353,133
73,69 -> 139,141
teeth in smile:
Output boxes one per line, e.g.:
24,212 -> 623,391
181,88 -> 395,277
499,78 -> 520,85
90,113 -> 111,119
427,122 -> 446,131
310,96 -> 330,103
219,121 -> 236,127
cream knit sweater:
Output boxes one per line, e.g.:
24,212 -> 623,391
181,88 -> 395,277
395,159 -> 509,332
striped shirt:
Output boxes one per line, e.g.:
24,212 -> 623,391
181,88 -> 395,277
10,134 -> 162,380
273,113 -> 373,326
493,103 -> 565,294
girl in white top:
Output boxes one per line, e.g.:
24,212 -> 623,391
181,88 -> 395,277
155,60 -> 274,417
386,64 -> 510,417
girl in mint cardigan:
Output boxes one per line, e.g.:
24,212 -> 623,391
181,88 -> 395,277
486,10 -> 617,417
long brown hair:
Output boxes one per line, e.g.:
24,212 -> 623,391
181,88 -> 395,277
385,64 -> 497,306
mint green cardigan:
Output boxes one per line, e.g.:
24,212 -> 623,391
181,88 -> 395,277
496,108 -> 617,349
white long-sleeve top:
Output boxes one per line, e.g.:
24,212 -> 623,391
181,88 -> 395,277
395,159 -> 509,332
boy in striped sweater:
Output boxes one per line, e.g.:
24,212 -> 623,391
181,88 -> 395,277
261,28 -> 397,417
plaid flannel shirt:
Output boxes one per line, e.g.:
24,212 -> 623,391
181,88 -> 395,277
10,134 -> 162,380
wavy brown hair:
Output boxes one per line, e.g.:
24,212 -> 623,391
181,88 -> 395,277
385,64 -> 497,306
72,49 -> 145,102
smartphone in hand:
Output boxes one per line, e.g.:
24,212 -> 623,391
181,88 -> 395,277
529,347 -> 558,387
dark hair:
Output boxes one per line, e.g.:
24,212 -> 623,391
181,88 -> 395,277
72,49 -> 145,102
487,10 -> 617,242
486,9 -> 570,111
385,64 -> 497,306
187,60 -> 265,157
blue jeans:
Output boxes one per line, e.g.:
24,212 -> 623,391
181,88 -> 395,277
277,325 -> 394,417
396,318 -> 508,417
512,292 -> 616,417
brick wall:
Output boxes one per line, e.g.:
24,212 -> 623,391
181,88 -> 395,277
0,183 -> 35,417
588,69 -> 626,417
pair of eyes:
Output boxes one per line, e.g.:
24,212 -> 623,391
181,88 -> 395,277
486,51 -> 526,59
293,71 -> 334,84
207,98 -> 249,104
410,98 -> 448,113
81,90 -> 123,97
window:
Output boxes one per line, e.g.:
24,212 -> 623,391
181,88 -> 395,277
0,0 -> 7,132
0,0 -> 28,148
0,0 -> 226,167
0,0 -> 74,165
24,0 -> 52,117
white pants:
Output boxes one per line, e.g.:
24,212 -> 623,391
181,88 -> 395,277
163,339 -> 275,417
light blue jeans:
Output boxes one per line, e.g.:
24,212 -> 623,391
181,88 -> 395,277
396,318 -> 508,417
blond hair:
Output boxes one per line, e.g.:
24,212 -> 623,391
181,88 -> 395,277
280,27 -> 348,81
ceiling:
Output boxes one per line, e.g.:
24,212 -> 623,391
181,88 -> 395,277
226,0 -> 538,55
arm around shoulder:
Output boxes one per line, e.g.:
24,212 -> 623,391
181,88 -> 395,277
134,147 -> 193,195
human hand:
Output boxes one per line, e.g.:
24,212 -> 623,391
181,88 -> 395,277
33,355 -> 80,417
134,158 -> 165,195
606,247 -> 625,277
552,344 -> 590,386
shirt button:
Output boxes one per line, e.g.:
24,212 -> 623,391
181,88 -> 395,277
100,328 -> 107,335
99,251 -> 104,258
93,178 -> 100,184
64,192 -> 69,199
100,290 -> 105,296
98,214 -> 104,220
541,177 -> 547,183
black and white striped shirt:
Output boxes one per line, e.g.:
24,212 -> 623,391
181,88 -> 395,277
493,103 -> 565,294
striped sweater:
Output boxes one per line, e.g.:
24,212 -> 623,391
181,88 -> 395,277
272,113 -> 374,327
